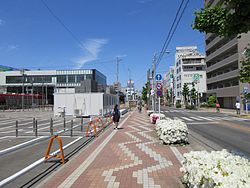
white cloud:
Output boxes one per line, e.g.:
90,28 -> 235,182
75,38 -> 108,69
0,19 -> 5,26
7,45 -> 18,51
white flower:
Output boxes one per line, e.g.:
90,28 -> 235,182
180,150 -> 250,187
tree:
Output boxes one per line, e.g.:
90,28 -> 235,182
193,0 -> 250,85
193,0 -> 250,37
182,83 -> 189,105
207,95 -> 216,107
240,45 -> 250,83
141,82 -> 149,104
190,83 -> 197,106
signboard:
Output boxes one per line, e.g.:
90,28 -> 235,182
192,73 -> 200,81
156,82 -> 162,90
150,89 -> 154,96
155,74 -> 162,81
243,87 -> 249,93
157,90 -> 162,97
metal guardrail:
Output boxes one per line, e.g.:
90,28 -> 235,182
0,109 -> 129,187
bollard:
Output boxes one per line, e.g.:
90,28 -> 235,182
35,120 -> 38,137
80,117 -> 83,132
33,118 -> 35,132
50,118 -> 53,136
16,120 -> 18,137
63,117 -> 66,131
70,120 -> 73,137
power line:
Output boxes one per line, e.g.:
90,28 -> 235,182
156,0 -> 190,68
40,0 -> 86,50
158,0 -> 190,65
156,0 -> 185,67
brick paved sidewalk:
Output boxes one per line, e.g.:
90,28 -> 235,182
39,110 -> 190,188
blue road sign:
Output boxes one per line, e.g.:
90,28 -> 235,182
157,90 -> 162,97
155,74 -> 162,81
243,87 -> 249,93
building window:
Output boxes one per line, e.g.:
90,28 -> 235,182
57,75 -> 67,83
196,67 -> 202,70
68,75 -> 75,83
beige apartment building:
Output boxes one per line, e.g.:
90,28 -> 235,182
205,0 -> 250,109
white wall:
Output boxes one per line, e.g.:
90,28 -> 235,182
54,93 -> 117,117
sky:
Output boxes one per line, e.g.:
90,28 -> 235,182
0,0 -> 205,90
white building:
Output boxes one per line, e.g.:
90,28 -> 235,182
126,79 -> 135,100
163,66 -> 175,104
175,46 -> 206,104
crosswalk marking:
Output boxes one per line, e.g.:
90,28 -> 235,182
197,116 -> 213,121
190,116 -> 203,121
180,117 -> 193,121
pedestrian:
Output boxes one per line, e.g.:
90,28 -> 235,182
235,101 -> 241,115
112,104 -> 120,129
216,101 -> 220,113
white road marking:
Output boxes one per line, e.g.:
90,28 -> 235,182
180,117 -> 193,121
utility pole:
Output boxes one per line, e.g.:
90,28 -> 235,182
116,57 -> 122,107
147,69 -> 150,109
152,54 -> 157,111
20,69 -> 25,111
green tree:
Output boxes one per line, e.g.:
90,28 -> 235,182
182,83 -> 189,105
193,0 -> 250,37
141,82 -> 149,104
190,83 -> 197,106
193,0 -> 250,85
207,95 -> 216,107
240,45 -> 250,83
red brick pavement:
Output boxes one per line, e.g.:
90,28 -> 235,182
39,110 -> 191,188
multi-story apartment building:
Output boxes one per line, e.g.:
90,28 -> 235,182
205,0 -> 250,109
175,46 -> 206,104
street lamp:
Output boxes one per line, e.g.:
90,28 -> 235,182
20,69 -> 26,111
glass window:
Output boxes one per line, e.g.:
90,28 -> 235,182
68,75 -> 75,83
57,75 -> 67,83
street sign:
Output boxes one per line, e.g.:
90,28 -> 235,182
157,90 -> 162,97
243,87 -> 249,93
150,89 -> 154,96
156,82 -> 162,90
155,74 -> 162,81
192,73 -> 200,81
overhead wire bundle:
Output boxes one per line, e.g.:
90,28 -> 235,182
155,0 -> 190,69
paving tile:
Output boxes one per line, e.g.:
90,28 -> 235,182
38,110 -> 186,188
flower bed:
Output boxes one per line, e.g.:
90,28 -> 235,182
147,110 -> 154,116
155,119 -> 188,144
149,113 -> 166,124
180,150 -> 250,188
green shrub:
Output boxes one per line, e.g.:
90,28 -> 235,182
185,105 -> 197,110
200,103 -> 208,108
207,96 -> 216,106
176,103 -> 181,108
208,103 -> 216,108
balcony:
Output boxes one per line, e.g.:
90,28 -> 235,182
206,36 -> 224,52
206,38 -> 237,62
206,53 -> 238,73
207,86 -> 240,97
207,69 -> 239,84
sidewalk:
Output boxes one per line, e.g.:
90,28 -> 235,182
38,110 -> 190,188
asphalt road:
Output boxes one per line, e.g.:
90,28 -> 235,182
161,106 -> 250,157
0,110 -> 108,188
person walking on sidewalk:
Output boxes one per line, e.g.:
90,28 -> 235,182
112,104 -> 120,129
235,101 -> 241,115
216,101 -> 220,113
